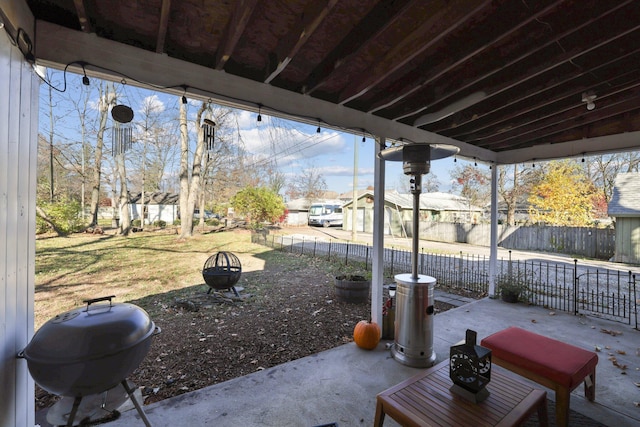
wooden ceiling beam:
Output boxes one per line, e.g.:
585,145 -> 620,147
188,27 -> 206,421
303,0 -> 418,95
337,0 -> 492,105
479,94 -> 640,150
155,0 -> 171,53
366,0 -> 566,114
442,50 -> 640,138
264,0 -> 338,84
72,0 -> 91,33
215,0 -> 258,70
392,3 -> 640,122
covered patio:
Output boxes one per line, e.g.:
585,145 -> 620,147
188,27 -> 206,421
46,297 -> 639,426
2,1 -> 640,426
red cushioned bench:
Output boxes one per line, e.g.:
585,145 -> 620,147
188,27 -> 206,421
481,327 -> 598,427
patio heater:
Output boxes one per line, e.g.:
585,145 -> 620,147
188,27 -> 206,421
379,143 -> 459,367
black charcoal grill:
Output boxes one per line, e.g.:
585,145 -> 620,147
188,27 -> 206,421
18,296 -> 159,426
202,251 -> 242,296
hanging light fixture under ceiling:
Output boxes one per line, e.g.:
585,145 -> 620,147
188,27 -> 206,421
582,91 -> 596,111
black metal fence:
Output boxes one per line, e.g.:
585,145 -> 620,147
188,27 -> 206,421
251,232 -> 638,329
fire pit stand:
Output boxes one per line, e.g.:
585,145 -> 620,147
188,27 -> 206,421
202,251 -> 242,296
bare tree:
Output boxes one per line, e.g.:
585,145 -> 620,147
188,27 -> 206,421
178,101 -> 209,238
587,152 -> 640,204
285,164 -> 327,200
497,163 -> 541,226
89,82 -> 116,226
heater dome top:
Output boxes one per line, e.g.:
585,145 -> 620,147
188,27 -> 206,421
378,143 -> 459,162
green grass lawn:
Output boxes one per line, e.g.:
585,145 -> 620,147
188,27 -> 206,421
34,230 -> 298,328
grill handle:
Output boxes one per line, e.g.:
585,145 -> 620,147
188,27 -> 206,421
84,295 -> 116,307
83,295 -> 116,313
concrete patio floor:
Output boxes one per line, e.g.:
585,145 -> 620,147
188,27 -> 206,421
85,295 -> 639,427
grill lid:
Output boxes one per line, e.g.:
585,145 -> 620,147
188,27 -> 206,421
23,296 -> 155,364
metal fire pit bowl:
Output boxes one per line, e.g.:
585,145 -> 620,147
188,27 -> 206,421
202,251 -> 242,296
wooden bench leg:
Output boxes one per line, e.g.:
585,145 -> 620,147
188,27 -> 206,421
537,397 -> 549,427
584,370 -> 596,401
374,400 -> 386,427
555,386 -> 570,427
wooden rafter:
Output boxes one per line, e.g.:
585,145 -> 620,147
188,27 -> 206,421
392,5 -> 640,123
443,55 -> 640,139
366,0 -> 567,114
215,0 -> 258,70
156,0 -> 171,53
303,0 -> 419,95
337,0 -> 492,105
73,0 -> 91,33
264,0 -> 338,84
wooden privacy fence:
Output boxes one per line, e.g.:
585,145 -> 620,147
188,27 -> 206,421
252,231 -> 638,329
413,223 -> 615,260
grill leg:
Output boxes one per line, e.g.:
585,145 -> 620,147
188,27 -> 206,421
65,396 -> 82,427
231,286 -> 240,297
121,380 -> 152,427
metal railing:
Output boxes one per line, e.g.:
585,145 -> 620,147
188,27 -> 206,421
252,232 -> 639,328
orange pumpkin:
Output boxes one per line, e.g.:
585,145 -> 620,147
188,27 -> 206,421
353,319 -> 381,350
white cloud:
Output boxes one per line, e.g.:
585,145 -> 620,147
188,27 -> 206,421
238,124 -> 348,166
139,95 -> 165,114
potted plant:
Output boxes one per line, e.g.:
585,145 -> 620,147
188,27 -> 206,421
334,269 -> 371,304
496,270 -> 531,303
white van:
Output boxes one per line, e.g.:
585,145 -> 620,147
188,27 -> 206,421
308,203 -> 343,227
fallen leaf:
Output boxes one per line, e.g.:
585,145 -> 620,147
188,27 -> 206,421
605,346 -> 611,350
531,319 -> 537,323
595,346 -> 601,352
601,328 -> 623,336
616,350 -> 626,355
634,382 -> 640,387
548,312 -> 555,316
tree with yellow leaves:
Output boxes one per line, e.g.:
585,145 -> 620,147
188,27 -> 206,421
528,160 -> 598,226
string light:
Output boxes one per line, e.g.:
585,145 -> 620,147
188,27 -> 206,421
474,157 -> 477,167
317,120 -> 321,133
80,63 -> 90,86
257,104 -> 262,122
181,85 -> 187,104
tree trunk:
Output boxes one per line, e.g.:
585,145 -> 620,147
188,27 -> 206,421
116,151 -> 131,235
178,100 -> 192,238
179,101 -> 208,238
35,206 -> 65,236
89,82 -> 114,226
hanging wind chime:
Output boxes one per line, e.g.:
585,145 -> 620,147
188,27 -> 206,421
202,119 -> 216,159
111,104 -> 134,156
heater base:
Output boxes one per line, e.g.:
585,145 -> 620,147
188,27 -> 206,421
390,343 -> 436,368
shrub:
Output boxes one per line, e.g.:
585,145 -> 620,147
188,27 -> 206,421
36,198 -> 84,234
132,219 -> 142,227
153,220 -> 167,228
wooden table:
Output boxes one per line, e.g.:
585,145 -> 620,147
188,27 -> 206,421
374,361 -> 548,427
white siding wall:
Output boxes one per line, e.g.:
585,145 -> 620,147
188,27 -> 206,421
0,29 -> 38,427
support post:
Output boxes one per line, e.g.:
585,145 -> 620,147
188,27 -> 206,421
488,164 -> 498,298
371,136 -> 385,328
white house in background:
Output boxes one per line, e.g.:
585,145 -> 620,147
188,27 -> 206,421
608,172 -> 640,264
284,198 -> 313,226
128,192 -> 179,224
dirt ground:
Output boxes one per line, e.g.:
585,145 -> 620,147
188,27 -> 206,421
35,249 -> 463,412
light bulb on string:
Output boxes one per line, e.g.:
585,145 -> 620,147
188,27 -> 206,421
257,104 -> 262,122
181,85 -> 188,104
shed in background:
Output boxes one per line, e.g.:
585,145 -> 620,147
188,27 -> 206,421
608,172 -> 640,264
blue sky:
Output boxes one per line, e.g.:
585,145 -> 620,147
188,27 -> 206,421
40,71 -> 472,195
